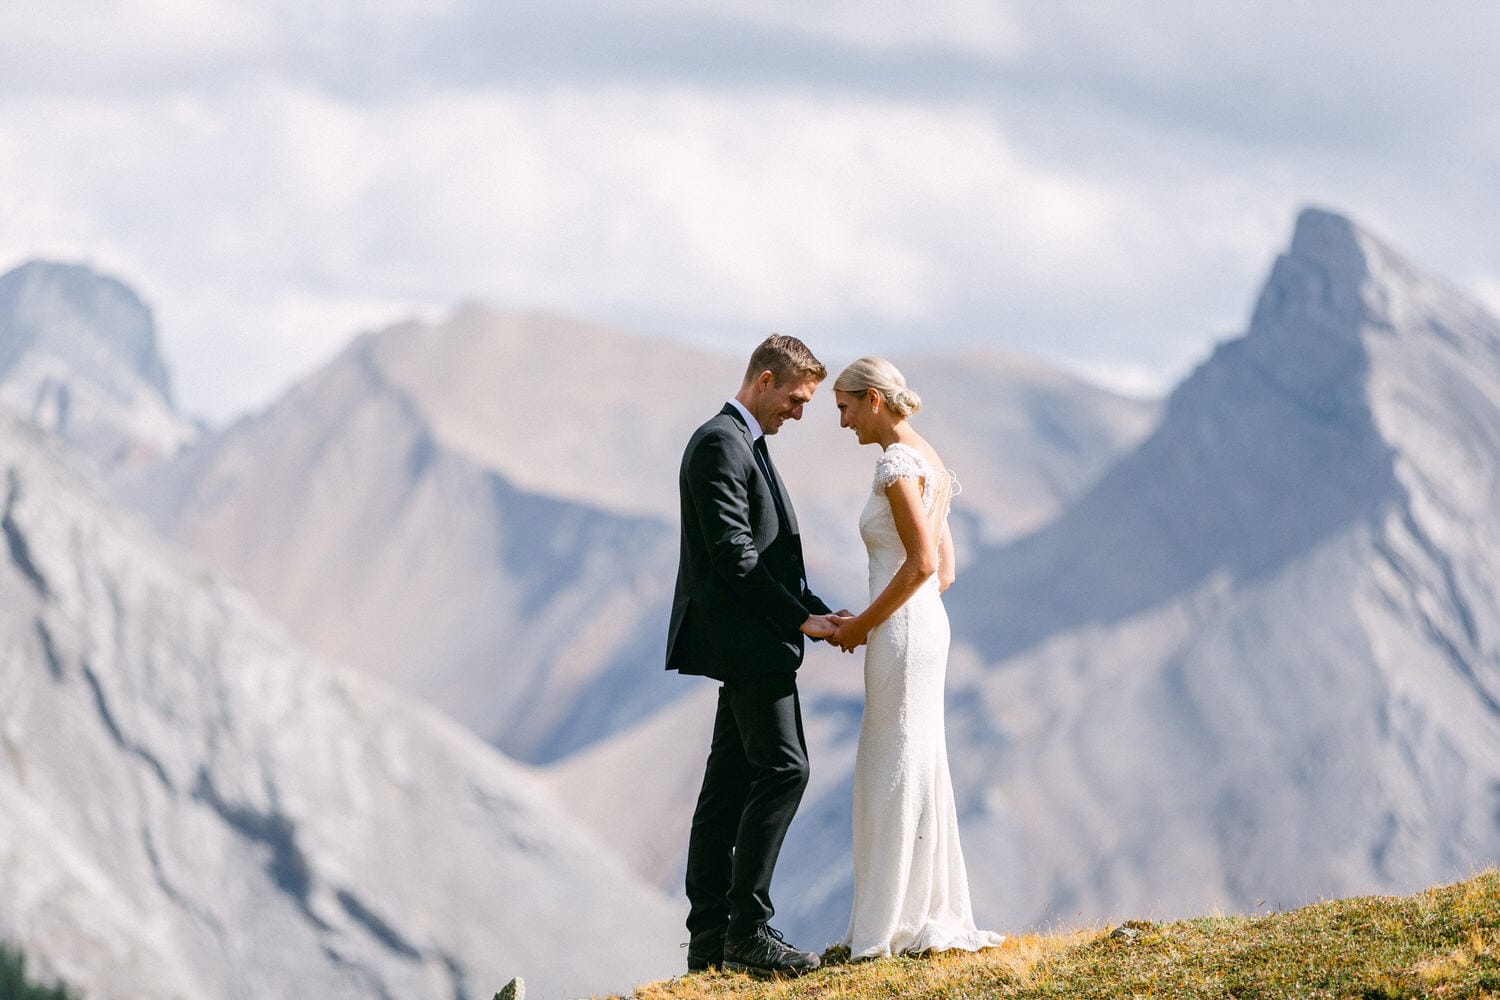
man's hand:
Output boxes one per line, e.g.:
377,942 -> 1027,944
800,614 -> 838,639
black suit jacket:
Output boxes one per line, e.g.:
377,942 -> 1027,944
666,404 -> 830,679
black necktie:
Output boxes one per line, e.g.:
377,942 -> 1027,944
754,436 -> 806,591
753,437 -> 789,527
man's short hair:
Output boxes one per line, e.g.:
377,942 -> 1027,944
743,334 -> 827,387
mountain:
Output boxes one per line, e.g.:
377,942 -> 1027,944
349,309 -> 1155,543
130,306 -> 1154,763
0,261 -> 196,473
0,413 -> 682,1000
939,207 -> 1500,921
548,208 -> 1500,946
129,317 -> 685,764
21,209 -> 1489,977
888,349 -> 1161,544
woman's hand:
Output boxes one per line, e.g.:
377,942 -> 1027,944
829,614 -> 870,653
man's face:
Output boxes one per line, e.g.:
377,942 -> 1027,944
753,373 -> 821,435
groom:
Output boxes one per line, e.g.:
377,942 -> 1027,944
666,334 -> 839,977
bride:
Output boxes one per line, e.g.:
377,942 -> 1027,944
828,357 -> 1004,960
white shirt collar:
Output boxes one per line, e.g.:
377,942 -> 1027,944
727,398 -> 763,442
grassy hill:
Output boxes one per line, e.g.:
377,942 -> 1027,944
615,870 -> 1500,1000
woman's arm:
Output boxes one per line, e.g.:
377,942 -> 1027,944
938,518 -> 956,593
832,476 -> 937,650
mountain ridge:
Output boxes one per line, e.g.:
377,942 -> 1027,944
126,302 -> 1153,763
950,208 -> 1408,660
933,204 -> 1500,926
129,326 -> 684,763
0,411 -> 683,1000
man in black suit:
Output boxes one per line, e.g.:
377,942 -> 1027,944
666,334 -> 841,977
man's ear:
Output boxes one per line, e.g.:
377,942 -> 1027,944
759,370 -> 775,391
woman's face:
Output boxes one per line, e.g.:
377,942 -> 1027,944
834,387 -> 883,444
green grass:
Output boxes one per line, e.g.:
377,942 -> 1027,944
621,870 -> 1500,999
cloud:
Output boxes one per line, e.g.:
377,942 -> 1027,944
3,77 -> 1187,417
686,0 -> 1028,60
0,0 -> 274,93
231,83 -> 1269,391
1,2 -> 1497,420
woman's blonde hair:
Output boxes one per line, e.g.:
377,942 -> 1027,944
834,356 -> 922,417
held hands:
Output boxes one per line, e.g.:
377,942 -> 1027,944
828,613 -> 869,654
800,610 -> 870,653
798,605 -> 870,653
800,614 -> 840,639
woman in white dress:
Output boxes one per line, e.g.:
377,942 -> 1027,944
828,356 -> 1004,960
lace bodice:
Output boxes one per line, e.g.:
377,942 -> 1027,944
860,443 -> 958,587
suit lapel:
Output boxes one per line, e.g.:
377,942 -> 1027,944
721,402 -> 755,453
723,404 -> 797,534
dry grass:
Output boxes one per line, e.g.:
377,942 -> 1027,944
604,870 -> 1500,1000
625,929 -> 1097,1000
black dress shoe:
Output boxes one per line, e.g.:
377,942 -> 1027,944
723,924 -> 820,977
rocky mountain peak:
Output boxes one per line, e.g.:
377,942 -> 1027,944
1240,207 -> 1485,401
954,208 -> 1418,660
1260,207 -> 1427,321
957,206 -> 1500,668
1237,208 -> 1385,409
0,261 -> 195,472
0,260 -> 174,405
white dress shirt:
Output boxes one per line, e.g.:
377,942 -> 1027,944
728,397 -> 762,441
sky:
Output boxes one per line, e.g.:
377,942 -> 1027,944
2,1 -> 1497,424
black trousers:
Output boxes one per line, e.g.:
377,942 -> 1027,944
684,672 -> 810,952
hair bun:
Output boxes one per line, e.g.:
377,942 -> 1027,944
833,355 -> 923,419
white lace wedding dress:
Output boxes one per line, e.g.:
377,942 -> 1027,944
843,443 -> 1004,959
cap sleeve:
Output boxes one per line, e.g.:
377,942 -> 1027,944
873,443 -> 928,491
